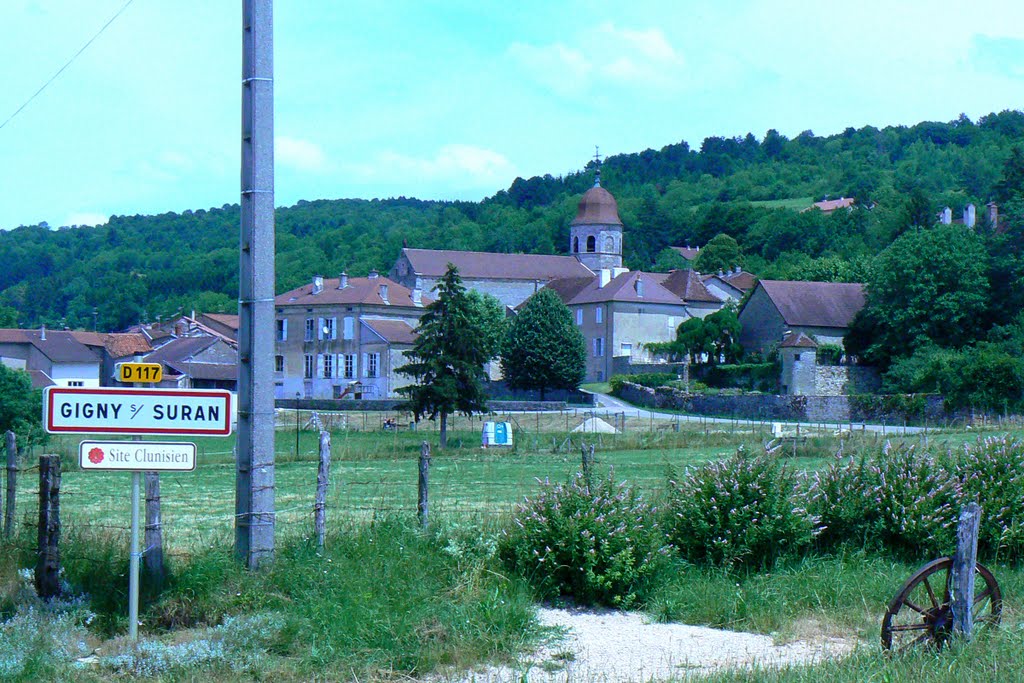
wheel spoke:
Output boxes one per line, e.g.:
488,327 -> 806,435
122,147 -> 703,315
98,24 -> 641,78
923,577 -> 939,609
899,632 -> 934,652
973,588 -> 992,606
902,598 -> 928,616
889,622 -> 931,632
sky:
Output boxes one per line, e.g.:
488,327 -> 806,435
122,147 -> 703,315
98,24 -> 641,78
2,0 -> 1024,230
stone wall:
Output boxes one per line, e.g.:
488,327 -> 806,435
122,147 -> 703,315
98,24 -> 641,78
814,365 -> 881,396
279,398 -> 573,413
615,381 -> 960,424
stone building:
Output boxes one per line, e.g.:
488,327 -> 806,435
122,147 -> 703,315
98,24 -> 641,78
738,280 -> 865,356
273,272 -> 430,399
779,332 -> 818,395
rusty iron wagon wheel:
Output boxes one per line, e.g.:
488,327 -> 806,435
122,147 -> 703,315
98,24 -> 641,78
881,556 -> 1001,651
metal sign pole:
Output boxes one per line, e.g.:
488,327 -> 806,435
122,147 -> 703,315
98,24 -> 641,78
129,470 -> 141,640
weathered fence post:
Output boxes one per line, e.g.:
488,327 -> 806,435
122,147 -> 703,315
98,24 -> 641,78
5,430 -> 16,538
36,454 -> 61,600
952,502 -> 982,639
144,472 -> 165,588
314,430 -> 331,547
418,441 -> 430,528
581,443 -> 595,493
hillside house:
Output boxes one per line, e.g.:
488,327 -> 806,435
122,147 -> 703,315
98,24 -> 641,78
274,273 -> 430,400
0,328 -> 102,388
738,280 -> 865,355
702,267 -> 757,303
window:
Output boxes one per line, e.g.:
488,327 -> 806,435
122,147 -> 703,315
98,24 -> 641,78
595,306 -> 603,324
576,309 -> 583,326
594,337 -> 604,357
304,318 -> 315,342
667,316 -> 675,329
586,235 -> 596,253
275,319 -> 287,341
620,343 -> 632,356
343,316 -> 354,340
303,354 -> 314,378
344,354 -> 355,379
274,355 -> 284,373
794,353 -> 802,361
68,381 -> 84,387
573,236 -> 579,253
320,317 -> 336,340
323,354 -> 333,378
367,352 -> 379,378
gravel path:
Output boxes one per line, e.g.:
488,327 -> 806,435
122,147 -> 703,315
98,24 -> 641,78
437,607 -> 856,682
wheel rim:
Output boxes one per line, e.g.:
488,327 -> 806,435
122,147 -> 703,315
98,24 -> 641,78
881,557 -> 1002,651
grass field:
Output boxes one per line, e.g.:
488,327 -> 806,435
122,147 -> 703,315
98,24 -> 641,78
3,410 -> 1024,681
747,197 -> 816,211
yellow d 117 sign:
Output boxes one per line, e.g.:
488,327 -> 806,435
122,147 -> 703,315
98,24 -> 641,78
117,362 -> 162,383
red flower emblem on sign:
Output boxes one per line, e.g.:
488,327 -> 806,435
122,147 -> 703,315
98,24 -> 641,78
88,447 -> 105,464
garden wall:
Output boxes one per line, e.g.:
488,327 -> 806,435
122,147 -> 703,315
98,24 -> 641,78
279,398 -> 575,412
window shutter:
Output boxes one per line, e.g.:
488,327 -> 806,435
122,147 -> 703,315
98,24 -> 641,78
331,317 -> 338,340
282,319 -> 288,340
362,353 -> 368,378
317,354 -> 324,377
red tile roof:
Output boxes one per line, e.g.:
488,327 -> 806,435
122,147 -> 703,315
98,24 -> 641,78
0,329 -> 28,343
756,280 -> 865,329
362,319 -> 418,345
201,313 -> 239,330
571,186 -> 623,226
669,246 -> 700,260
21,330 -> 100,364
805,197 -> 855,213
562,271 -> 685,306
781,331 -> 818,348
401,248 -> 593,281
723,270 -> 758,292
277,275 -> 432,307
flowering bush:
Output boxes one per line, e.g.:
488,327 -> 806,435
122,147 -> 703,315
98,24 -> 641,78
952,437 -> 1024,559
805,454 -> 876,551
499,471 -> 669,608
664,454 -> 817,569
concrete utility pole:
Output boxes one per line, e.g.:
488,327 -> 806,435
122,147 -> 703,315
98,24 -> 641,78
236,0 -> 276,568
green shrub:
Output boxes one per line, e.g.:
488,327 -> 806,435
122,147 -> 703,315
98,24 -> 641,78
664,454 -> 817,569
816,343 -> 844,365
806,455 -> 876,551
699,363 -> 778,392
499,472 -> 670,608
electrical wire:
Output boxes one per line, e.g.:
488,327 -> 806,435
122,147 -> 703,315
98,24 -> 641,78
0,0 -> 136,132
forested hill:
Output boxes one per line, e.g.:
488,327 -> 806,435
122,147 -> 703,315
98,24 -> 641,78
3,109 -> 1024,332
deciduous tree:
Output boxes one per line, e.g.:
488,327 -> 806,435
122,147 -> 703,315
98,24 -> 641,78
502,289 -> 585,400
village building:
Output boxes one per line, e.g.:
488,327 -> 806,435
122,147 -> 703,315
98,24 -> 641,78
144,335 -> 239,391
274,272 -> 429,400
737,280 -> 865,355
0,327 -> 152,388
701,266 -> 758,303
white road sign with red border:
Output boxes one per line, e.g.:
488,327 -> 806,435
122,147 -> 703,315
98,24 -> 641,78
44,387 -> 233,436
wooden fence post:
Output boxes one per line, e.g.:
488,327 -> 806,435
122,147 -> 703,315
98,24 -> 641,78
36,454 -> 61,600
952,502 -> 982,639
418,441 -> 430,528
144,472 -> 165,588
315,430 -> 331,547
4,430 -> 16,538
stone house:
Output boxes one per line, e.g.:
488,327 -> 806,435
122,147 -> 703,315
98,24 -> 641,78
738,279 -> 865,356
0,328 -> 103,388
144,335 -> 238,391
274,273 -> 430,400
701,267 -> 757,303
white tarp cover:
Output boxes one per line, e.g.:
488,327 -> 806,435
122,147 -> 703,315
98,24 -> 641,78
572,417 -> 619,434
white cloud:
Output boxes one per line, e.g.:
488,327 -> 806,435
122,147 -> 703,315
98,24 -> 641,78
508,23 -> 684,97
64,212 -> 108,228
357,144 -> 515,188
276,136 -> 329,172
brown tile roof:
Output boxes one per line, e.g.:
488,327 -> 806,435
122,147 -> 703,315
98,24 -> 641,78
571,186 -> 623,226
568,271 -> 685,306
531,277 -> 595,309
165,360 -> 237,381
756,280 -> 865,329
69,331 -> 106,347
723,270 -> 758,292
781,331 -> 818,348
0,329 -> 28,343
805,197 -> 855,213
145,336 -> 220,366
21,330 -> 100,364
669,246 -> 700,260
362,319 -> 418,345
104,333 -> 152,358
276,275 -> 432,308
200,313 -> 239,330
654,269 -> 722,303
401,248 -> 593,281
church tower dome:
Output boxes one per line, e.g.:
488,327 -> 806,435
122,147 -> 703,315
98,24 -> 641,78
570,159 -> 623,271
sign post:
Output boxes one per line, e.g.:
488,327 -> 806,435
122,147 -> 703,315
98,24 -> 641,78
43,386 -> 231,639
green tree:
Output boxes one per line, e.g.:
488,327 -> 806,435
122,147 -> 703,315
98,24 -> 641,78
694,233 -> 743,273
650,247 -> 689,273
465,290 -> 508,361
855,224 -> 989,366
395,265 -> 489,448
0,365 -> 46,447
0,304 -> 18,327
502,289 -> 585,399
702,306 -> 743,364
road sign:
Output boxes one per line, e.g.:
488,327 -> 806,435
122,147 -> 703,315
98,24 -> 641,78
44,387 -> 232,436
117,362 -> 163,383
79,440 -> 197,472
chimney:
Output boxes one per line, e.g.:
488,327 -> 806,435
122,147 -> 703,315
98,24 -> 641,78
338,272 -> 348,289
40,324 -> 46,341
312,275 -> 324,294
964,203 -> 976,228
379,284 -> 389,303
634,276 -> 644,298
941,207 -> 952,224
718,268 -> 724,277
598,269 -> 612,288
988,202 -> 999,231
368,269 -> 379,279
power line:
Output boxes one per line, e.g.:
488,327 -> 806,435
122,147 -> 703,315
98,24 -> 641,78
0,0 -> 136,133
